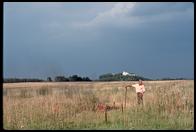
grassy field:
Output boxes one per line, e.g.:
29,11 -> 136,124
3,80 -> 194,130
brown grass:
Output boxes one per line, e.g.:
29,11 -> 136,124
3,80 -> 194,129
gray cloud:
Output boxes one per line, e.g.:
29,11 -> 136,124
3,2 -> 194,79
76,2 -> 193,29
128,2 -> 193,17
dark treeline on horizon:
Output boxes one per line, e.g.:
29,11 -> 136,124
3,78 -> 45,83
3,73 -> 191,83
3,75 -> 92,83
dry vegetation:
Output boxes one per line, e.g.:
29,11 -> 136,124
3,80 -> 194,130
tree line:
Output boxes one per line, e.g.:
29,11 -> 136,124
99,73 -> 151,81
4,75 -> 92,83
3,78 -> 45,83
98,73 -> 190,81
3,73 -> 189,83
53,75 -> 91,82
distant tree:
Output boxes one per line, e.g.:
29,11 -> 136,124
67,75 -> 91,81
82,77 -> 92,81
47,77 -> 52,82
99,73 -> 114,81
69,75 -> 81,81
55,76 -> 69,82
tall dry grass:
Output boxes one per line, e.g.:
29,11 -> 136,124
3,80 -> 194,129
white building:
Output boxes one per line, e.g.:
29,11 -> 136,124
122,71 -> 136,76
122,71 -> 130,76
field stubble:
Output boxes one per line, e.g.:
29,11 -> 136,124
3,80 -> 194,129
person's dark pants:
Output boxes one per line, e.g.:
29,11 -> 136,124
137,92 -> 143,105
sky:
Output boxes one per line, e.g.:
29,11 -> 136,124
3,2 -> 194,80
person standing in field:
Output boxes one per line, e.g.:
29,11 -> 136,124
125,79 -> 145,105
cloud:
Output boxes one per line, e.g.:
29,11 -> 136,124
74,2 -> 136,28
76,2 -> 193,28
4,2 -> 194,79
93,2 -> 136,20
128,2 -> 193,17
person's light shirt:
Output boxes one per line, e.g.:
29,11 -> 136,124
132,84 -> 145,93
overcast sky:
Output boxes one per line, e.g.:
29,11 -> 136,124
3,2 -> 194,79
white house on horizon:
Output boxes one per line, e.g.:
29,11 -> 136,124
122,71 -> 136,76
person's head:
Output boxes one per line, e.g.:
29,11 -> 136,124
139,79 -> 143,85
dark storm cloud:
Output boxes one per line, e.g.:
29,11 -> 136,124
3,2 -> 194,79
